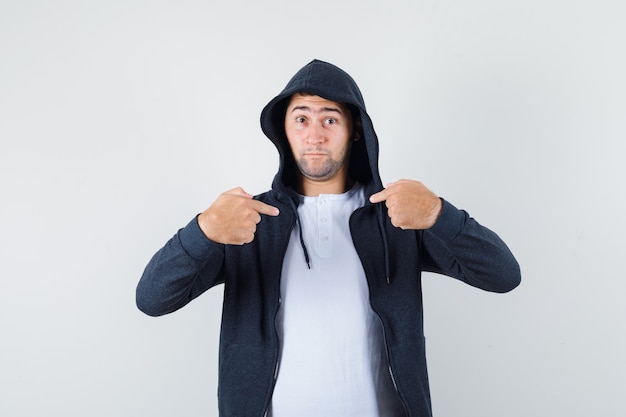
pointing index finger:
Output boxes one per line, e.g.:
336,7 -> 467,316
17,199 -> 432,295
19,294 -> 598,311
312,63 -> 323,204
369,180 -> 403,203
253,200 -> 280,217
369,187 -> 389,204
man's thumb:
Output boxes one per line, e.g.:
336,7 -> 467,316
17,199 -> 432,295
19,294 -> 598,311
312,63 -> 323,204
226,187 -> 253,199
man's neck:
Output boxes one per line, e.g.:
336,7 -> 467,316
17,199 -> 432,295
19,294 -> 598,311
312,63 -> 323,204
297,174 -> 354,197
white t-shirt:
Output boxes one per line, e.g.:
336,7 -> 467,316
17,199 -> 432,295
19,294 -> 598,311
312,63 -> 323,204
268,184 -> 405,417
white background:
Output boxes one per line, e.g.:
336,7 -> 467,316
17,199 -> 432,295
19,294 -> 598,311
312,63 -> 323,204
1,1 -> 625,416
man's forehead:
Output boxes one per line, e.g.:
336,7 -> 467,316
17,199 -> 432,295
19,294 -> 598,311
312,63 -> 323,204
287,93 -> 346,113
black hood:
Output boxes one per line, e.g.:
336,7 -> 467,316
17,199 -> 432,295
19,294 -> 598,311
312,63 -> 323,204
260,59 -> 383,198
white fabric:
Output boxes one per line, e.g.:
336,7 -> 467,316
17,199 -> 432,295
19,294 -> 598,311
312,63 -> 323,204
268,184 -> 404,417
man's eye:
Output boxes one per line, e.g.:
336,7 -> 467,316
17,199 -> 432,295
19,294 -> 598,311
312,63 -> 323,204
325,118 -> 337,125
296,117 -> 306,123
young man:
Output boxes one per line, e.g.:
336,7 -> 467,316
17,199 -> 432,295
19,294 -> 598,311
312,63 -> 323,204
136,59 -> 521,417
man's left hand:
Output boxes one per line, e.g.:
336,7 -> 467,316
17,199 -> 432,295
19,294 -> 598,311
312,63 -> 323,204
369,179 -> 443,230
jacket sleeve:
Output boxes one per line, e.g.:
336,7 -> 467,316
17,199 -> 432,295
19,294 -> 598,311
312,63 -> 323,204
420,199 -> 521,293
136,216 -> 226,316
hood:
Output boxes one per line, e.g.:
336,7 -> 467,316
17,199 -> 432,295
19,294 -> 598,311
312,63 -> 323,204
260,59 -> 383,198
260,59 -> 395,280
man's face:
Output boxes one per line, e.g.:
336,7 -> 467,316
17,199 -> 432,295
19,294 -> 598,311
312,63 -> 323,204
284,94 -> 354,183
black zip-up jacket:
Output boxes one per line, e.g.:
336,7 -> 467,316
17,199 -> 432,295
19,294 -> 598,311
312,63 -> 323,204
136,59 -> 521,417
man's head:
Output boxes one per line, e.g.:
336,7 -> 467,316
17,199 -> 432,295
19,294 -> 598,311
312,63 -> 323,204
261,60 -> 379,195
284,93 -> 361,193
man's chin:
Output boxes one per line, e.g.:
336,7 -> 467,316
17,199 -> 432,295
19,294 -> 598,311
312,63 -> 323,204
298,162 -> 334,179
299,169 -> 328,179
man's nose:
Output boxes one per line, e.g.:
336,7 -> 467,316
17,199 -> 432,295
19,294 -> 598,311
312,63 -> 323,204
306,123 -> 325,144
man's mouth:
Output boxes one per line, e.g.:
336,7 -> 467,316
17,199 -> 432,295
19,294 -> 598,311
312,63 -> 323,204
303,150 -> 328,157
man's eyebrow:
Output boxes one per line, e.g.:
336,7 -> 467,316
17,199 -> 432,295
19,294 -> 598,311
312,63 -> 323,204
290,105 -> 343,114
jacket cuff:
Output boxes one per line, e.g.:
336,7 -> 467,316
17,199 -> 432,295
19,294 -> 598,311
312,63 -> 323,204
426,199 -> 466,243
177,215 -> 222,261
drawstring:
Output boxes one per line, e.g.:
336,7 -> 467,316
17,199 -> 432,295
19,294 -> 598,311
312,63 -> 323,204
376,203 -> 392,284
288,197 -> 311,269
282,191 -> 388,278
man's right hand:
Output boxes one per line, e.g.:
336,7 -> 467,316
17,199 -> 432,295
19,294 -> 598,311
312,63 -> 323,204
197,187 -> 280,245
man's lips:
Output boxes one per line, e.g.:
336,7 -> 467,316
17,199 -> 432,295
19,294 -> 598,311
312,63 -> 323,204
302,150 -> 329,157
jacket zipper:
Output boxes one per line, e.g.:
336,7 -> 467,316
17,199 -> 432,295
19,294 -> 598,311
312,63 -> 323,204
262,305 -> 281,417
353,204 -> 410,415
376,311 -> 411,417
262,211 -> 294,417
